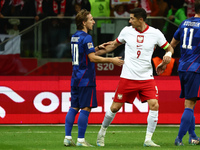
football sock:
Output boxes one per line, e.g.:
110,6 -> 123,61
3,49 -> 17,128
65,136 -> 72,139
178,108 -> 193,141
99,125 -> 107,136
145,110 -> 158,142
188,115 -> 196,138
145,132 -> 153,142
65,107 -> 78,136
78,110 -> 90,138
102,109 -> 116,128
77,138 -> 85,142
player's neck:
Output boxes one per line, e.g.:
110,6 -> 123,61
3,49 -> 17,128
82,27 -> 88,33
137,23 -> 147,32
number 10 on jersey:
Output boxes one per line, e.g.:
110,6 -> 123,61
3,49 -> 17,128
71,44 -> 79,65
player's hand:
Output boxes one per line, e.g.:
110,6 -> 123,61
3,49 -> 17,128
95,41 -> 113,55
162,55 -> 171,64
112,56 -> 124,66
156,62 -> 167,75
98,41 -> 113,50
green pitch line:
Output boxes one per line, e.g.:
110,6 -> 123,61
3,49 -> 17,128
0,125 -> 199,150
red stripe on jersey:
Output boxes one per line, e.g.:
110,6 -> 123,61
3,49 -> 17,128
198,85 -> 200,97
161,42 -> 168,49
196,65 -> 200,72
86,54 -> 88,65
187,55 -> 200,72
90,89 -> 93,107
78,70 -> 86,86
116,38 -> 122,44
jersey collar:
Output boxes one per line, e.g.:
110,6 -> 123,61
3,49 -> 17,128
135,24 -> 149,33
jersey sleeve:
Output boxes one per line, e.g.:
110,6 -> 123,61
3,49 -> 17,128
116,26 -> 127,44
156,29 -> 169,49
84,35 -> 96,55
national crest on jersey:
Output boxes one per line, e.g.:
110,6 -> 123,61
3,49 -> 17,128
137,35 -> 144,43
173,17 -> 200,73
117,94 -> 123,100
70,30 -> 96,87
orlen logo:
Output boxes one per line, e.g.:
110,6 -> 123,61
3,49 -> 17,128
0,87 -> 61,118
0,87 -> 148,118
0,86 -> 25,118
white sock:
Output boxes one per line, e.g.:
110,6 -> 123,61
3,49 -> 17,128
99,125 -> 107,136
145,110 -> 158,142
77,138 -> 85,142
102,109 -> 116,128
145,131 -> 153,142
98,109 -> 116,136
65,136 -> 72,139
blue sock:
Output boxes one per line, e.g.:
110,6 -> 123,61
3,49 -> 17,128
78,110 -> 90,138
188,115 -> 196,138
65,108 -> 78,136
178,108 -> 193,141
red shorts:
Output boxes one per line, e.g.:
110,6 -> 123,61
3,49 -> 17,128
114,78 -> 158,103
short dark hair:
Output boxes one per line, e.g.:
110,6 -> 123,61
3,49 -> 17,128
129,8 -> 147,20
75,9 -> 90,30
195,0 -> 200,14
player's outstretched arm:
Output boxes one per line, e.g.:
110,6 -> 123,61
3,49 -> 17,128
88,53 -> 124,66
95,41 -> 112,56
95,40 -> 121,56
111,56 -> 124,67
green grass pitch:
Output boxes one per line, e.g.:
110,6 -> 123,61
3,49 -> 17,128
0,125 -> 200,150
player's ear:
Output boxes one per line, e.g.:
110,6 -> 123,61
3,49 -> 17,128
139,17 -> 143,22
83,21 -> 86,26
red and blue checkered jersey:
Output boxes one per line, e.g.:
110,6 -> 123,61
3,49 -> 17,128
70,30 -> 96,87
173,17 -> 200,73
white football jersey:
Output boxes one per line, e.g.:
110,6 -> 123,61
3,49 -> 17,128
117,25 -> 168,80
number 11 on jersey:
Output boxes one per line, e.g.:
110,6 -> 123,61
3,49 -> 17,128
182,28 -> 194,49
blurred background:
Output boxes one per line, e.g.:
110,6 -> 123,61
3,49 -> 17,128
0,0 -> 190,76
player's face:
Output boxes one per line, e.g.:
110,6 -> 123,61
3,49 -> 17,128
129,14 -> 141,28
85,14 -> 95,31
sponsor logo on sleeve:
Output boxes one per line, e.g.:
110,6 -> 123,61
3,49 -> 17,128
87,42 -> 94,49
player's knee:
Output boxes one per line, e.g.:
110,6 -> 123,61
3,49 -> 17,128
110,102 -> 123,113
82,107 -> 91,112
184,99 -> 196,109
110,106 -> 120,113
148,100 -> 159,111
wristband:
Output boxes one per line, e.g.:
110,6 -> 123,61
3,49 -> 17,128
164,51 -> 172,57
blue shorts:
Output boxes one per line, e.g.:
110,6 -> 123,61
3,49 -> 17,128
71,86 -> 97,108
179,71 -> 200,100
